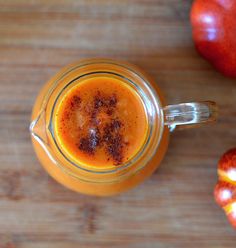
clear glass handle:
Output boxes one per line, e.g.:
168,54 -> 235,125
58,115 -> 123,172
163,101 -> 218,132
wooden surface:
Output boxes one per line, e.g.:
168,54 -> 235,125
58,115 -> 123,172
0,0 -> 236,247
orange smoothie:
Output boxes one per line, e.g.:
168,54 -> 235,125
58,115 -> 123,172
31,59 -> 169,196
55,77 -> 148,169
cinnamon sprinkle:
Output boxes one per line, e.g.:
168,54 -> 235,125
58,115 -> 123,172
78,127 -> 101,155
76,91 -> 127,165
70,95 -> 81,108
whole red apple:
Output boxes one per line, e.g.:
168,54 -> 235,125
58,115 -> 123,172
191,0 -> 236,78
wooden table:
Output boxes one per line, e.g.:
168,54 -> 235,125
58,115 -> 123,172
0,0 -> 236,247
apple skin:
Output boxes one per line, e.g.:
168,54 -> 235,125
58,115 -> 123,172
191,0 -> 236,78
215,148 -> 236,228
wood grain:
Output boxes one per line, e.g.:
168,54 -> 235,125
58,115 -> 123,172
0,0 -> 236,247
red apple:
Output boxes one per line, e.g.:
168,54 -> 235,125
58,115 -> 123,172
191,0 -> 236,77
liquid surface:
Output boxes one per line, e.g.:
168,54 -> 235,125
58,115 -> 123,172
55,76 -> 148,168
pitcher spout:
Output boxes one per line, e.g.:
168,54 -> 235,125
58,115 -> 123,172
30,110 -> 48,144
30,110 -> 57,164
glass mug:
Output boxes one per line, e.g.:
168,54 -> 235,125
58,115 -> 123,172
30,59 -> 217,196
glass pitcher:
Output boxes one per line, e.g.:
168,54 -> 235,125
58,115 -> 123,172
30,59 -> 218,196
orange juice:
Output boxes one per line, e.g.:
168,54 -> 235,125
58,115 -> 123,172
30,59 -> 169,196
55,76 -> 148,169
